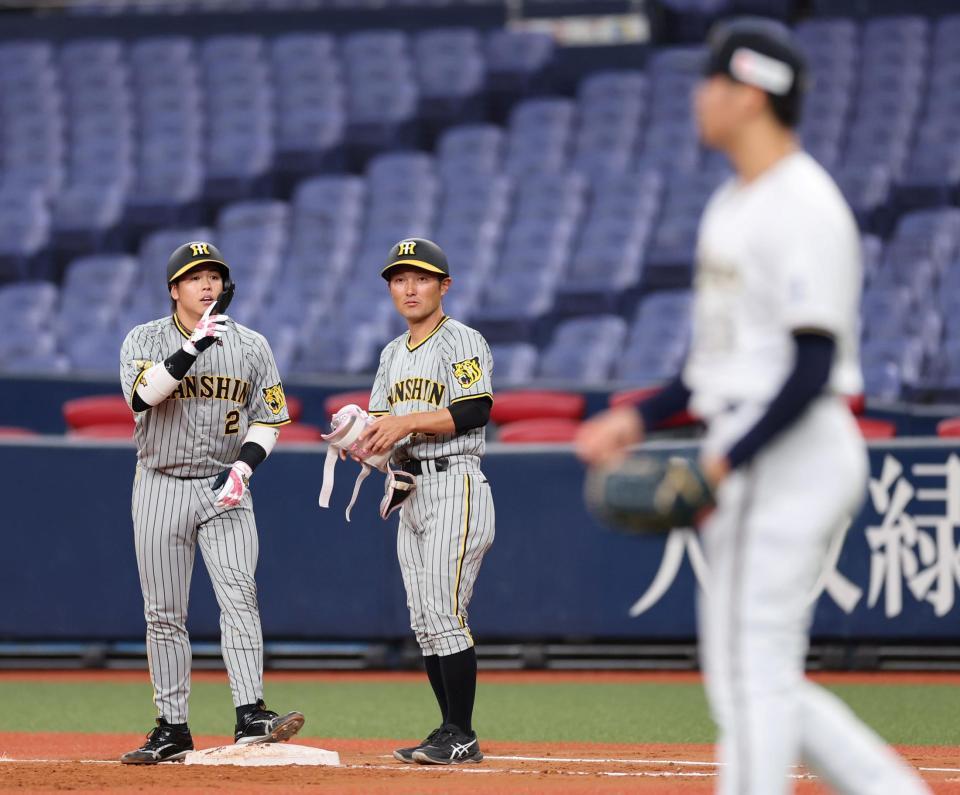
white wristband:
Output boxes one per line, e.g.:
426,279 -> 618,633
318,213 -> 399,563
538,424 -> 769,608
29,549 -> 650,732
135,361 -> 182,407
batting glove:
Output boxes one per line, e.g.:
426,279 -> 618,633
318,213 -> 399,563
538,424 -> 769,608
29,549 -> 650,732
212,461 -> 253,508
183,303 -> 230,356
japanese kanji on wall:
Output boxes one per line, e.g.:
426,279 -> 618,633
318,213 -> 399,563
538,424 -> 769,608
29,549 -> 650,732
627,445 -> 960,640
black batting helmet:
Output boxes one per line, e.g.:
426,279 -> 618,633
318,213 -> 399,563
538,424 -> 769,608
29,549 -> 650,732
703,17 -> 808,128
382,238 -> 449,280
166,241 -> 231,286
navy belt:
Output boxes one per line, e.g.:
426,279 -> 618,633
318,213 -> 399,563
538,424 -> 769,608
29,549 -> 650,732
399,457 -> 449,476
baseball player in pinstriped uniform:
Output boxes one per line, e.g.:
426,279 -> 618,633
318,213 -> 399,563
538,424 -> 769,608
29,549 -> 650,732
576,20 -> 929,795
357,238 -> 495,765
118,241 -> 304,764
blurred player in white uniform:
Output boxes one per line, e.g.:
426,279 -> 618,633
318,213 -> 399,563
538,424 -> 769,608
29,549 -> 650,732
576,19 -> 929,795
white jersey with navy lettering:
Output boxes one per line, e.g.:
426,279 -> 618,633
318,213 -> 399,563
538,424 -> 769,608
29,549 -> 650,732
684,150 -> 863,427
369,314 -> 495,658
119,313 -> 290,724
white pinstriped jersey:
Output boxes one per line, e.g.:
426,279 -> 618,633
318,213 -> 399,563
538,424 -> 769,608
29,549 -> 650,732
369,315 -> 494,462
120,314 -> 290,477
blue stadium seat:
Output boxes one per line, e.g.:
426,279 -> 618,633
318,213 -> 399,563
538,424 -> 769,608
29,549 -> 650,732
490,343 -> 538,388
538,316 -> 628,383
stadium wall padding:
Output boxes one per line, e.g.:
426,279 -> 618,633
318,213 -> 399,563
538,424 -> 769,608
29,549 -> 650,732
1,439 -> 958,643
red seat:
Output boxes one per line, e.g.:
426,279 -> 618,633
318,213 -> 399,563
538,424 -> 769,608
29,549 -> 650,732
0,426 -> 39,437
277,423 -> 324,444
324,390 -> 371,420
497,418 -> 581,443
937,417 -> 960,437
63,395 -> 131,429
490,390 -> 585,426
285,395 -> 303,423
608,387 -> 697,429
70,423 -> 134,439
845,393 -> 866,416
857,417 -> 896,439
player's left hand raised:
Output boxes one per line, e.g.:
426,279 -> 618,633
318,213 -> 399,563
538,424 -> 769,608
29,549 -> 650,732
359,415 -> 413,455
212,461 -> 253,508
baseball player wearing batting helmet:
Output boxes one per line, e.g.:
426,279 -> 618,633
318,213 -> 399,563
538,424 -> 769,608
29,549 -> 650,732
357,238 -> 495,765
577,19 -> 929,795
118,241 -> 304,764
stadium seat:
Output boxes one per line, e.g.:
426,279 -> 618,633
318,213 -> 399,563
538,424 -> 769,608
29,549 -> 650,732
62,395 -> 131,430
856,417 -> 897,439
497,417 -> 580,444
0,426 -> 39,437
276,423 -> 323,444
538,316 -> 627,383
490,390 -> 585,425
936,417 -> 960,437
489,342 -> 537,387
69,423 -> 134,439
284,395 -> 303,424
323,390 -> 371,420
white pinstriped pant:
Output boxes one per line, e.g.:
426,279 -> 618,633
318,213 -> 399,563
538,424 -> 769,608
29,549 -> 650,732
132,466 -> 264,723
397,470 -> 495,657
698,400 -> 929,795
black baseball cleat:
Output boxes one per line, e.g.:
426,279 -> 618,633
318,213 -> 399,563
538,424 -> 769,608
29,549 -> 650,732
393,726 -> 444,763
411,724 -> 483,765
120,719 -> 194,764
234,699 -> 305,745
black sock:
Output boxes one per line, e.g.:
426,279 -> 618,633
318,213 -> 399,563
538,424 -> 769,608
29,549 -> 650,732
438,647 -> 477,734
423,654 -> 447,724
160,719 -> 189,732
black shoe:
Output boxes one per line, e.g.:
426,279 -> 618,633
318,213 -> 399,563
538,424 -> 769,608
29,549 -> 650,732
120,719 -> 194,765
411,724 -> 483,765
234,699 -> 305,745
393,726 -> 444,763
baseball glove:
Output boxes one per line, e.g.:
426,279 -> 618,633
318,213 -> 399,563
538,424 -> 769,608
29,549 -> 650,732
584,450 -> 714,535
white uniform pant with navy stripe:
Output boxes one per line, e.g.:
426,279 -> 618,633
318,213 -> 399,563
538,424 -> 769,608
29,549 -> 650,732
698,400 -> 929,795
397,471 -> 494,657
132,466 -> 264,723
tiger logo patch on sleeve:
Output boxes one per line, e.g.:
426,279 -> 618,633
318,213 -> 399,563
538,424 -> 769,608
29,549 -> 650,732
452,357 -> 483,389
261,382 -> 287,415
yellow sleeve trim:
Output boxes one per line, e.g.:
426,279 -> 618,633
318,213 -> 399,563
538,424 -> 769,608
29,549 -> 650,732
129,367 -> 149,406
369,409 -> 390,416
450,392 -> 494,405
252,419 -> 292,427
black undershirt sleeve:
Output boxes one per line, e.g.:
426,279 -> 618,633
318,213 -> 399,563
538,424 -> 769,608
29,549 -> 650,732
449,397 -> 492,434
130,347 -> 198,413
636,374 -> 692,431
726,332 -> 835,470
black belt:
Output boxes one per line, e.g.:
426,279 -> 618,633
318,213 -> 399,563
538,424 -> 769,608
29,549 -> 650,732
399,457 -> 449,476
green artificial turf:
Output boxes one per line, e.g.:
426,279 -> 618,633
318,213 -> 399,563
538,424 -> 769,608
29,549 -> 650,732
0,679 -> 956,746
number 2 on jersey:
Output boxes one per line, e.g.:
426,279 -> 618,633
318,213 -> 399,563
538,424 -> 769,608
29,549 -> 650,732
224,410 -> 240,435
